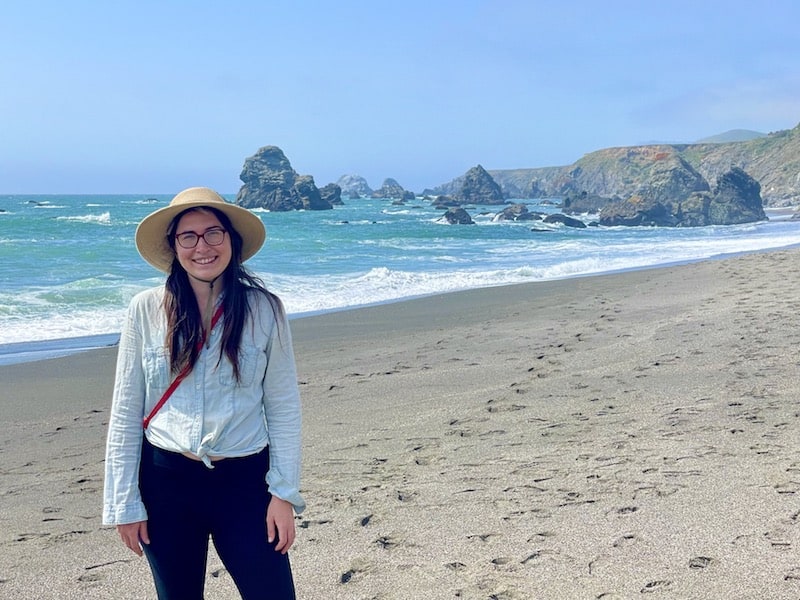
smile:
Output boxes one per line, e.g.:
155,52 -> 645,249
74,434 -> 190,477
194,257 -> 217,265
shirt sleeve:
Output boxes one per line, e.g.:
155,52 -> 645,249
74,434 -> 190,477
102,296 -> 148,525
261,297 -> 306,514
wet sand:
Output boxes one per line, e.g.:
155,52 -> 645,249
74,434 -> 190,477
2,249 -> 800,599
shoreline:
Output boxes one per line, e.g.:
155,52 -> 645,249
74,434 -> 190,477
4,240 -> 800,367
2,247 -> 800,598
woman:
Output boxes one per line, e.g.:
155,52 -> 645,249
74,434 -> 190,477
103,187 -> 304,599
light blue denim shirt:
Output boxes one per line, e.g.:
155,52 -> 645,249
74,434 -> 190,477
103,286 -> 305,525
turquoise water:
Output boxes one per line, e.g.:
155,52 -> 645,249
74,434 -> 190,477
2,193 -> 800,362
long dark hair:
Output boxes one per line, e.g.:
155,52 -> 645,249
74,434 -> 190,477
163,206 -> 283,382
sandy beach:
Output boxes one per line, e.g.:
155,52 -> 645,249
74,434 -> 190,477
2,249 -> 800,599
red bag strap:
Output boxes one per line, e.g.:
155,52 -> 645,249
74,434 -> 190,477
142,304 -> 225,430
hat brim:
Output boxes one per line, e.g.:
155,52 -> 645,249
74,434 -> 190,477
135,187 -> 266,273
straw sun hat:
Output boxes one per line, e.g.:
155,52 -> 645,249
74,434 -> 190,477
135,187 -> 266,273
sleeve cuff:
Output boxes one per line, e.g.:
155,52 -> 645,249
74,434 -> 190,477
266,470 -> 306,514
102,502 -> 148,526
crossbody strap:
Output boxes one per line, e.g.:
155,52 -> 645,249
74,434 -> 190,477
142,304 -> 225,430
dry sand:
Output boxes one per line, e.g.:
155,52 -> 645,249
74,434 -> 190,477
1,249 -> 800,599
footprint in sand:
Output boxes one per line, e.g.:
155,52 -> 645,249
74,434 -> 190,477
784,567 -> 800,582
641,580 -> 672,593
45,530 -> 90,547
79,560 -> 132,585
339,559 -> 371,584
395,489 -> 417,502
612,534 -> 636,548
527,531 -> 556,543
14,532 -> 50,542
297,518 -> 332,529
689,556 -> 714,569
614,506 -> 638,515
67,475 -> 101,494
467,533 -> 499,543
374,534 -> 404,550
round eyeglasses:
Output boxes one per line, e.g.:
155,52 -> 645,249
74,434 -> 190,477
175,227 -> 227,249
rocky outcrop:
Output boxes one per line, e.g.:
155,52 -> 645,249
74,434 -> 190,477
562,192 -> 616,215
543,213 -> 587,228
707,167 -> 765,224
690,128 -> 800,206
319,183 -> 344,206
598,168 -> 766,227
372,178 -> 415,200
336,174 -> 373,198
432,195 -> 461,209
442,207 -> 475,225
236,146 -> 333,211
597,196 -> 678,227
635,154 -> 710,203
429,166 -> 563,200
455,165 -> 505,205
492,204 -> 543,222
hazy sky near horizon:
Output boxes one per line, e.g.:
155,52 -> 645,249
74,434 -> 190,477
2,1 -> 798,194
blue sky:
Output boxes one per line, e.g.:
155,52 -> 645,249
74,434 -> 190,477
1,1 -> 798,194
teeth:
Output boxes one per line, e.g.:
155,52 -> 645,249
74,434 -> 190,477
195,257 -> 216,265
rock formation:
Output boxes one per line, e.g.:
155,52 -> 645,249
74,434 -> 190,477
492,204 -> 543,222
442,207 -> 475,225
454,165 -> 505,205
543,213 -> 587,228
319,183 -> 344,206
562,192 -> 616,215
336,175 -> 373,198
597,196 -> 677,227
598,167 -> 766,227
236,146 -> 333,211
431,195 -> 461,209
634,154 -> 710,204
707,167 -> 765,225
372,178 -> 415,200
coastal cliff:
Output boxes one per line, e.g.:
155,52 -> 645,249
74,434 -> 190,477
484,122 -> 800,206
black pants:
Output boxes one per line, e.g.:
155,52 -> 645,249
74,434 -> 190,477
139,438 -> 296,600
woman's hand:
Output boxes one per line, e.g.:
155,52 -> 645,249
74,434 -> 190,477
117,521 -> 150,557
266,497 -> 296,554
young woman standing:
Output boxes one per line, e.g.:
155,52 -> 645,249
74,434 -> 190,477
103,187 -> 303,599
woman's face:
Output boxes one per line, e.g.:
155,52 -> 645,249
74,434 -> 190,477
173,209 -> 233,283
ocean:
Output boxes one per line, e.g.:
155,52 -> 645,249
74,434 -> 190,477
2,193 -> 800,364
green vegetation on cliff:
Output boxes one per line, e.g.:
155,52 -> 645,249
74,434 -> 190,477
487,122 -> 800,206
